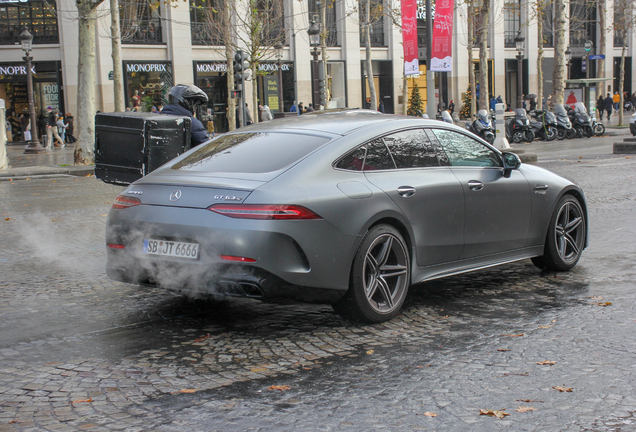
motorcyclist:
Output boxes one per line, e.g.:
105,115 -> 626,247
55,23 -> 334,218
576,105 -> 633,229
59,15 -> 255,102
161,84 -> 209,146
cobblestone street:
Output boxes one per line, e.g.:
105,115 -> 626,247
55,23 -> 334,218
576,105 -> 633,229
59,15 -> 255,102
1,134 -> 635,431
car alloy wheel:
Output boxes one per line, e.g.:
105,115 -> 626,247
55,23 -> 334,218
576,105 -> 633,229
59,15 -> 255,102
532,195 -> 586,272
333,225 -> 410,323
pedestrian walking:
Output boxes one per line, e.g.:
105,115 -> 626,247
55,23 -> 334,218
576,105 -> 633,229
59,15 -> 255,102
56,115 -> 68,147
65,113 -> 75,143
260,105 -> 272,122
613,91 -> 620,111
45,107 -> 63,149
448,100 -> 454,115
604,93 -> 614,121
298,102 -> 305,114
597,95 -> 605,120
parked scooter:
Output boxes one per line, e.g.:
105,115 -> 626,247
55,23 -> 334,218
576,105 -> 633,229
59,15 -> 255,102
553,104 -> 574,140
591,116 -> 605,136
567,102 -> 594,138
529,109 -> 558,141
440,110 -> 454,124
506,108 -> 534,143
466,109 -> 495,144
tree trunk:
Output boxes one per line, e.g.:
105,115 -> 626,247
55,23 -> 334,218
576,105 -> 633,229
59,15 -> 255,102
597,0 -> 606,103
321,0 -> 328,109
110,0 -> 124,112
252,63 -> 258,123
74,0 -> 99,165
226,45 -> 236,131
364,0 -> 377,110
478,0 -> 490,111
619,44 -> 626,125
551,0 -> 567,105
468,0 -> 476,117
537,6 -> 544,110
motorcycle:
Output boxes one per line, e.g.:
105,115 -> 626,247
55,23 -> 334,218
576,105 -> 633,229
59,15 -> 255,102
505,108 -> 534,143
529,109 -> 557,141
466,109 -> 495,144
591,116 -> 605,136
567,102 -> 594,138
553,104 -> 574,140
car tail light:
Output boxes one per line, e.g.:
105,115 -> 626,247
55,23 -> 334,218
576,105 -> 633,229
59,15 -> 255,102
219,255 -> 257,263
112,195 -> 141,209
208,204 -> 322,220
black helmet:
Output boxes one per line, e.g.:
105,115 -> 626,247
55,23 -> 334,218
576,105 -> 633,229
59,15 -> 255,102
168,84 -> 208,113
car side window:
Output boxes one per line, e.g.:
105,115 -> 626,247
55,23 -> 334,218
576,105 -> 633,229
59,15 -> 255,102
335,146 -> 367,171
430,129 -> 503,167
382,129 -> 440,168
363,139 -> 396,170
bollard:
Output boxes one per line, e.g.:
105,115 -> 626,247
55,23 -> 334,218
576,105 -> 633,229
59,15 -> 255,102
492,103 -> 510,150
0,99 -> 8,170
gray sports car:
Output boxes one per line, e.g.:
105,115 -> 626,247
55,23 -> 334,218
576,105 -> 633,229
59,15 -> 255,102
106,110 -> 588,323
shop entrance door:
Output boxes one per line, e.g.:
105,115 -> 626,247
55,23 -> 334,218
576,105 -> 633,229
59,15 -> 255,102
199,75 -> 229,133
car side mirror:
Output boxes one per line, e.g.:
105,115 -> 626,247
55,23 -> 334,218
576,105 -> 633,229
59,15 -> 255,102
502,152 -> 521,178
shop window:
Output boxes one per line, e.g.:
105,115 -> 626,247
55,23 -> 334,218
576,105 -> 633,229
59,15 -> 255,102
542,2 -> 554,47
124,62 -> 173,111
569,0 -> 596,47
254,0 -> 285,44
359,0 -> 385,47
0,1 -> 59,45
308,0 -> 338,47
120,0 -> 163,44
190,0 -> 224,46
326,62 -> 346,109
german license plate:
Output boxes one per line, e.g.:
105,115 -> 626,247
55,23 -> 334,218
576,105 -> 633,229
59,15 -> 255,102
143,239 -> 199,259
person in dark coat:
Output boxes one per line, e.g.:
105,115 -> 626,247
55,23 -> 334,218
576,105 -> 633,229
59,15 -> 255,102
161,84 -> 209,146
64,113 -> 75,143
604,93 -> 614,121
596,96 -> 605,120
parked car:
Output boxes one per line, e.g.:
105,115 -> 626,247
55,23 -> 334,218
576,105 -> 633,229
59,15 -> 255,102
105,110 -> 588,323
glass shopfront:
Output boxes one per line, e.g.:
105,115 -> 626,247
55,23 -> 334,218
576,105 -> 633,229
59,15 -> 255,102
0,61 -> 63,141
193,61 -> 229,133
123,61 -> 173,111
325,61 -> 347,109
255,62 -> 295,113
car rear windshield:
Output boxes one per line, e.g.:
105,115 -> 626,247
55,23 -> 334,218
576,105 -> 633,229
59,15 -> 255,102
171,132 -> 330,173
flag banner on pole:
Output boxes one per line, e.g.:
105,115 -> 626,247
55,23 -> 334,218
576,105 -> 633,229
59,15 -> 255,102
401,0 -> 419,75
430,0 -> 453,72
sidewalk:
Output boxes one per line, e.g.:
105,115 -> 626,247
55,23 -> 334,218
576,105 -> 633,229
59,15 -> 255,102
0,142 -> 94,181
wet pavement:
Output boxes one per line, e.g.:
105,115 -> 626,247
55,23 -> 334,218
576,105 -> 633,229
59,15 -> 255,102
1,132 -> 636,431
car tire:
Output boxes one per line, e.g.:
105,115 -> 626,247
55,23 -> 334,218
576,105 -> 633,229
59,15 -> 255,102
556,128 -> 567,140
333,224 -> 410,323
531,195 -> 586,272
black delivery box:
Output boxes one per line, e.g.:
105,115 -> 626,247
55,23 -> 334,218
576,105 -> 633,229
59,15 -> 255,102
95,112 -> 192,185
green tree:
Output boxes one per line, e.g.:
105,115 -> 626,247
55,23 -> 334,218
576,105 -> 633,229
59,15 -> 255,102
460,84 -> 473,119
407,82 -> 423,116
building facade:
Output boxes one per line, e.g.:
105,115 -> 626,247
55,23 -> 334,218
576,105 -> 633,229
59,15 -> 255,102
0,0 -> 634,138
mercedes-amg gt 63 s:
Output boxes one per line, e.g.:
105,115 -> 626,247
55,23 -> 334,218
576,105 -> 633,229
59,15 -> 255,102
106,110 -> 588,323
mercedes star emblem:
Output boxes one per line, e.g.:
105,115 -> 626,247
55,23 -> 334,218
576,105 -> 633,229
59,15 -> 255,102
169,190 -> 182,202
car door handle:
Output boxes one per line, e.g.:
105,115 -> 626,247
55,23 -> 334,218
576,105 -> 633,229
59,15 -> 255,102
467,180 -> 483,191
397,186 -> 416,197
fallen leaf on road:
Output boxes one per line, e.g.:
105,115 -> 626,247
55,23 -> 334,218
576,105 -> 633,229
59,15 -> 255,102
538,325 -> 553,329
517,399 -> 543,403
497,348 -> 511,352
268,385 -> 291,391
479,409 -> 509,419
251,367 -> 269,373
515,406 -> 536,413
366,350 -> 374,355
72,398 -> 92,404
415,364 -> 432,368
597,302 -> 612,307
194,333 -> 211,343
171,389 -> 198,394
537,360 -> 556,366
502,333 -> 524,337
553,386 -> 573,392
416,412 -> 437,417
4,218 -> 10,221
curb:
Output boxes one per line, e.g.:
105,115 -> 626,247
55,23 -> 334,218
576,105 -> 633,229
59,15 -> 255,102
0,166 -> 94,181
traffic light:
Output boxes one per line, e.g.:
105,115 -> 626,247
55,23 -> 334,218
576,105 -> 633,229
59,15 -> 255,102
318,62 -> 327,108
234,50 -> 249,84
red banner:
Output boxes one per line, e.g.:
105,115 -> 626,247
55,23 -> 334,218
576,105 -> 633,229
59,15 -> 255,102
431,0 -> 454,72
401,0 -> 419,75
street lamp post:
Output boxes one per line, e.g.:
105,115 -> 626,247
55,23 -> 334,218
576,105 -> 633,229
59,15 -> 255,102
19,29 -> 46,154
307,20 -> 321,109
515,31 -> 525,109
274,43 -> 285,114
